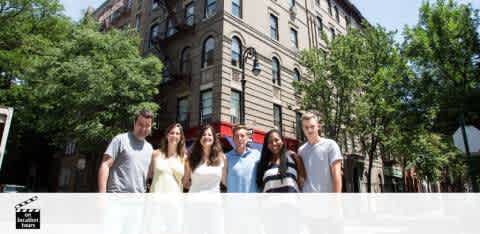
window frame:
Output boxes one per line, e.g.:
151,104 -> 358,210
232,0 -> 242,18
202,36 -> 216,68
273,104 -> 283,134
200,89 -> 213,125
177,96 -> 190,128
290,28 -> 298,48
180,47 -> 191,74
231,36 -> 242,68
272,57 -> 281,86
269,14 -> 279,41
230,89 -> 241,124
205,0 -> 217,18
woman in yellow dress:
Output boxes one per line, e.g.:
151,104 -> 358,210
149,123 -> 186,193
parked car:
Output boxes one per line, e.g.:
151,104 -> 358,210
0,184 -> 30,193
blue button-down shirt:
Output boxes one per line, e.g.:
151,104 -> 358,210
226,148 -> 261,193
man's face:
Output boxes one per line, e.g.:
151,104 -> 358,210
233,129 -> 249,150
302,118 -> 320,141
133,116 -> 152,140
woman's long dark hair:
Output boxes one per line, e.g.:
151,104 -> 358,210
256,129 -> 289,191
188,124 -> 223,171
160,123 -> 186,158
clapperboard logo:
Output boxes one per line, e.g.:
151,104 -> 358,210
15,196 -> 41,229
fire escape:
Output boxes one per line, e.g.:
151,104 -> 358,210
151,0 -> 195,87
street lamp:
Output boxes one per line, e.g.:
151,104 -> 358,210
240,47 -> 261,125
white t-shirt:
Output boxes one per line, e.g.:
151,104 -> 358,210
298,138 -> 342,193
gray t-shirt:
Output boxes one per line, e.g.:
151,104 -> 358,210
104,132 -> 153,193
298,138 -> 342,193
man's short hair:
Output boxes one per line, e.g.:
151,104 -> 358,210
135,109 -> 154,122
232,124 -> 249,134
301,112 -> 319,123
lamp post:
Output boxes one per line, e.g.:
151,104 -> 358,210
240,47 -> 261,125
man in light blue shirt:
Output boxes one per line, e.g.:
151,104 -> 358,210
226,124 -> 261,193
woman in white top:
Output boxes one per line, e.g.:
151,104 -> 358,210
183,124 -> 227,193
149,123 -> 186,193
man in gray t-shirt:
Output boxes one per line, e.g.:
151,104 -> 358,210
298,112 -> 343,193
98,110 -> 154,193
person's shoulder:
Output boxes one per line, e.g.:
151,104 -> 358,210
113,132 -> 129,141
323,138 -> 340,147
152,149 -> 164,157
225,149 -> 236,158
298,142 -> 308,152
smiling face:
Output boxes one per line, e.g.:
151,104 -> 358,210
167,125 -> 182,147
233,128 -> 249,152
302,117 -> 320,142
200,127 -> 215,149
133,115 -> 152,140
267,131 -> 284,155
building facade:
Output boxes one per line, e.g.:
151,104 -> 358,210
93,0 -> 387,192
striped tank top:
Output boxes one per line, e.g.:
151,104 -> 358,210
262,153 -> 299,193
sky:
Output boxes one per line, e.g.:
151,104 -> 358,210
61,0 -> 480,40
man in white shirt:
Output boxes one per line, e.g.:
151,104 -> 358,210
297,112 -> 342,193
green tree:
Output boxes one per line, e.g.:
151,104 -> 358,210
4,14 -> 163,152
0,0 -> 70,90
402,0 -> 479,190
402,0 -> 480,133
297,23 -> 410,192
296,32 -> 362,141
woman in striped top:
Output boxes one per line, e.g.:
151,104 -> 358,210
256,129 -> 306,192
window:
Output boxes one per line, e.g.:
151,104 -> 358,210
177,96 -> 189,128
330,27 -> 335,40
334,5 -> 339,22
288,0 -> 295,8
205,0 -> 217,18
135,14 -> 141,32
345,15 -> 350,29
152,0 -> 160,9
272,57 -> 281,85
296,112 -> 304,141
185,2 -> 195,26
270,14 -> 279,41
273,104 -> 282,133
149,24 -> 161,48
231,90 -> 241,123
232,0 -> 242,18
202,36 -> 215,68
231,36 -> 242,67
200,90 -> 213,124
290,28 -> 298,48
180,47 -> 191,73
293,68 -> 300,82
166,17 -> 177,37
316,16 -> 323,36
328,0 -> 332,15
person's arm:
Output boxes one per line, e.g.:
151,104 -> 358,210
98,155 -> 113,193
291,152 -> 306,190
221,154 -> 228,189
98,135 -> 121,192
330,160 -> 342,193
183,158 -> 192,190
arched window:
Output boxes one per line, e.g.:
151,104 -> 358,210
149,24 -> 161,47
231,36 -> 242,68
202,36 -> 215,68
180,47 -> 191,73
293,68 -> 300,82
272,57 -> 281,85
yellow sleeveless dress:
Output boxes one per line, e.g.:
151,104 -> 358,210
150,153 -> 184,193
